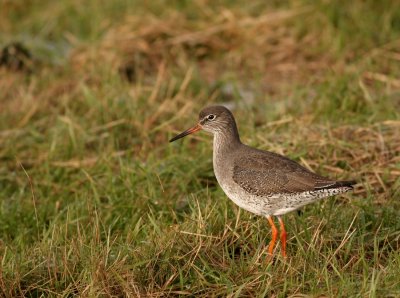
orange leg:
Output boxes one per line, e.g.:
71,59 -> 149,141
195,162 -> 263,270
278,216 -> 287,258
267,216 -> 278,256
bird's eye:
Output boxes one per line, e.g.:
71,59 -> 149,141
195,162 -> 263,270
207,114 -> 216,120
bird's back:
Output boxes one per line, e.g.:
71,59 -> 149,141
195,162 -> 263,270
233,145 -> 354,195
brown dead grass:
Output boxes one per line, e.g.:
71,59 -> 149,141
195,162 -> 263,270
68,6 -> 340,90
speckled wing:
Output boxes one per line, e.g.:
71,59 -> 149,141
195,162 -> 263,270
232,150 -> 338,196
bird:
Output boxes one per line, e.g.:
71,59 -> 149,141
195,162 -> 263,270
169,105 -> 356,257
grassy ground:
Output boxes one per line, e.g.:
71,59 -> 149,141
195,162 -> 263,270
1,0 -> 400,296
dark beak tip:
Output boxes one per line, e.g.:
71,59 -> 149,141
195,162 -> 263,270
169,124 -> 201,143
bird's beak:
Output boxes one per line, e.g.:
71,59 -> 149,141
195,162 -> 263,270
169,124 -> 202,142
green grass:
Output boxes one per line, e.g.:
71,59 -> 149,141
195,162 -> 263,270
1,0 -> 400,296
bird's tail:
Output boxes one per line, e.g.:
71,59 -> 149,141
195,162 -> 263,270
326,180 -> 356,189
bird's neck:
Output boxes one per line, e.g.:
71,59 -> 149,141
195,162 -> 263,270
213,127 -> 241,157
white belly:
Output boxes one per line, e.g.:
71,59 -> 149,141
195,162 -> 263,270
214,163 -> 268,215
216,178 -> 351,216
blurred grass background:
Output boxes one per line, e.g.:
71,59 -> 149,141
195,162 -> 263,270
1,0 -> 400,296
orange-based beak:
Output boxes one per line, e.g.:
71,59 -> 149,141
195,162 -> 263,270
169,124 -> 202,142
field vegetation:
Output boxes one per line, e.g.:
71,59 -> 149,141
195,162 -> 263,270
1,0 -> 400,296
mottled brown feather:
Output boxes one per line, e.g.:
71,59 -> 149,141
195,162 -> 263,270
232,147 -> 347,196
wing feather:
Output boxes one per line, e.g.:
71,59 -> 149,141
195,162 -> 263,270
232,151 -> 336,196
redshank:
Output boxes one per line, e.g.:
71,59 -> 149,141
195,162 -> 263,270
169,105 -> 355,257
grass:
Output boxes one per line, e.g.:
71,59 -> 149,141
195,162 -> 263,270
1,0 -> 400,296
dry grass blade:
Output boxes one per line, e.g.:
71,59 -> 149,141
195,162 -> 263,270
364,72 -> 400,88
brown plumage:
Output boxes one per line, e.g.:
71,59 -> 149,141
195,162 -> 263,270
232,150 -> 355,196
170,105 -> 356,258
